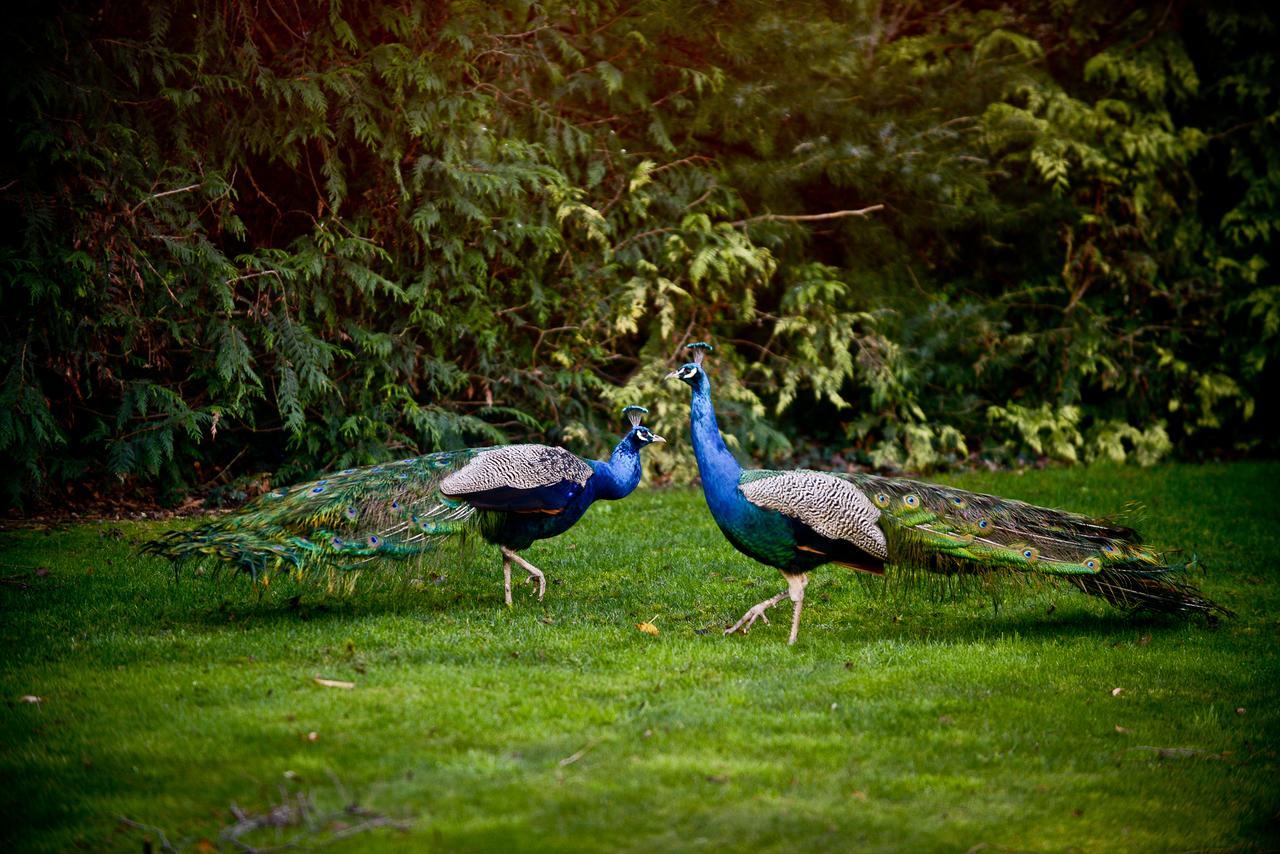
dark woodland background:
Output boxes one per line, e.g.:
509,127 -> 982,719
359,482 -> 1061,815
2,0 -> 1277,508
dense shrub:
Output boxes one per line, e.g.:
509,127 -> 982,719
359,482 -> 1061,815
2,0 -> 1276,506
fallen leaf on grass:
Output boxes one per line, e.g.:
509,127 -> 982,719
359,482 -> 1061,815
1111,687 -> 1124,696
705,774 -> 730,784
20,695 -> 42,704
635,615 -> 660,636
313,677 -> 355,690
850,790 -> 868,801
1115,725 -> 1132,734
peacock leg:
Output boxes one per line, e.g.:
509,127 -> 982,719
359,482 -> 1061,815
725,574 -> 791,636
500,546 -> 547,602
786,573 -> 809,645
502,554 -> 513,607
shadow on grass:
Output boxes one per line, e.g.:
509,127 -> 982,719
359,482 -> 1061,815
173,568 -> 548,631
174,575 -> 1219,653
915,607 -> 1211,642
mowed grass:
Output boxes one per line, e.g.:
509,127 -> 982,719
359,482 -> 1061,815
1,463 -> 1278,851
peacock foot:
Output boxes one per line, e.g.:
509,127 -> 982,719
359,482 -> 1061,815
501,546 -> 547,603
725,590 -> 790,636
726,574 -> 810,644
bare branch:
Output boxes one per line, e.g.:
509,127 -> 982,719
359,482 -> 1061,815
129,183 -> 202,215
727,205 -> 885,227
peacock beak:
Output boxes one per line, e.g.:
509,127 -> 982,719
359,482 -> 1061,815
664,370 -> 680,381
650,434 -> 666,444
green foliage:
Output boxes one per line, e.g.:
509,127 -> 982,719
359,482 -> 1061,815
1,0 -> 1277,505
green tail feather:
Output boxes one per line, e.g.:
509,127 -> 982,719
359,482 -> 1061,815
836,473 -> 1231,619
143,451 -> 489,582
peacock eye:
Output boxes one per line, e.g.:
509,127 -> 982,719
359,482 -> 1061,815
1085,559 -> 1098,570
951,497 -> 964,507
368,535 -> 381,547
391,500 -> 401,510
310,486 -> 326,495
904,495 -> 919,507
978,519 -> 989,529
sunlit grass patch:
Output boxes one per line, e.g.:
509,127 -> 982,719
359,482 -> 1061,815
1,462 -> 1277,850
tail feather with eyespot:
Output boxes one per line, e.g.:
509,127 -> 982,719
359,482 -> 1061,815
142,450 -> 483,579
835,473 -> 1231,619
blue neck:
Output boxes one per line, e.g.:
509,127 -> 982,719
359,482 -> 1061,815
688,376 -> 743,506
590,435 -> 643,500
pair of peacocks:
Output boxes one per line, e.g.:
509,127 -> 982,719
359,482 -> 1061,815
148,346 -> 1227,642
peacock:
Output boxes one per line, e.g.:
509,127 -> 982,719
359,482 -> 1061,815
145,406 -> 664,605
667,343 -> 1228,644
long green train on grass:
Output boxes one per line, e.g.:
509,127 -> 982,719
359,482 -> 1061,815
145,407 -> 664,606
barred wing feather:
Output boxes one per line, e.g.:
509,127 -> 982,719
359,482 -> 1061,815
739,470 -> 887,560
440,445 -> 593,511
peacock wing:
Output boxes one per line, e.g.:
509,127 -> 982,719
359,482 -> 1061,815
439,444 -> 594,512
739,469 -> 888,560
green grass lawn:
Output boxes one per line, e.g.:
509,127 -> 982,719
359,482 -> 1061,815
2,463 -> 1278,851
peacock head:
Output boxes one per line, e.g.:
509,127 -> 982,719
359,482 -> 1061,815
621,405 -> 665,447
665,341 -> 713,390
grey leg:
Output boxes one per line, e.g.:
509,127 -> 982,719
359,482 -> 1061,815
500,546 -> 547,602
786,573 -> 809,645
725,572 -> 809,643
725,583 -> 790,636
503,554 -> 513,607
